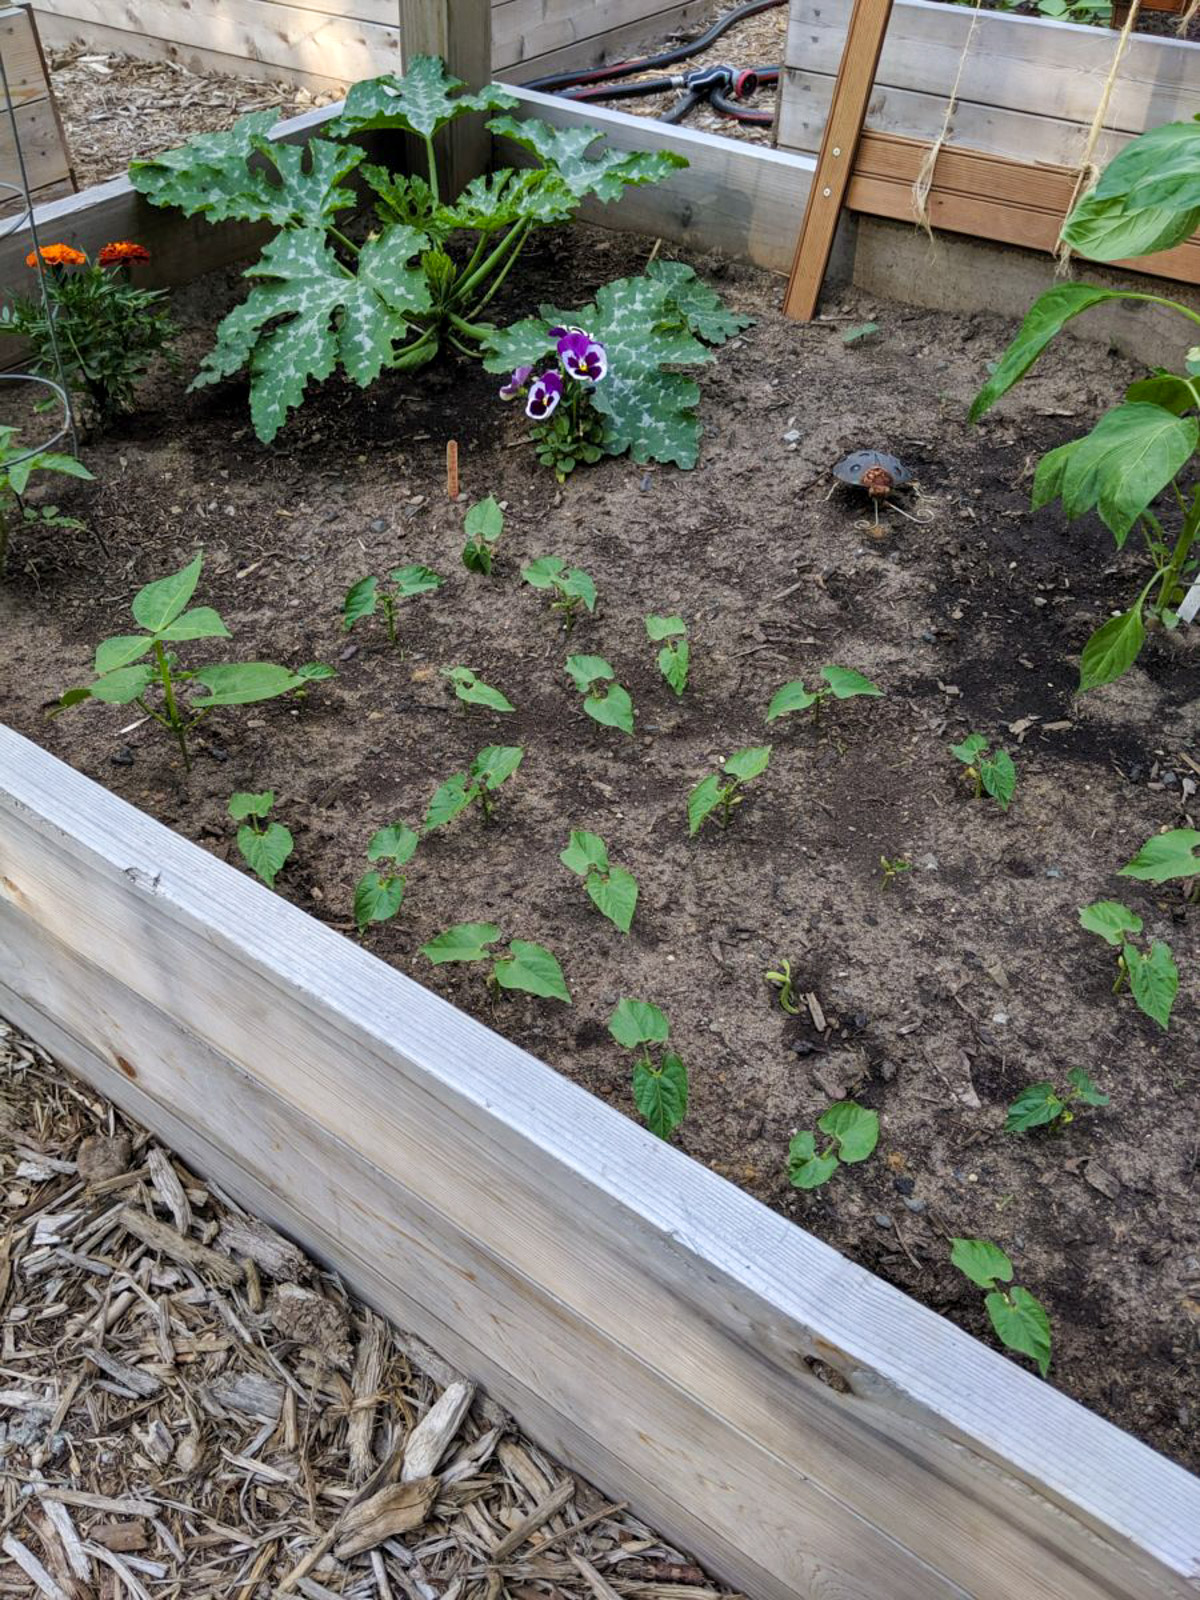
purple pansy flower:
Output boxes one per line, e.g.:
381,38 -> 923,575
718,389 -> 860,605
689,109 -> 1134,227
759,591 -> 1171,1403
556,329 -> 608,384
526,369 -> 563,421
499,364 -> 532,401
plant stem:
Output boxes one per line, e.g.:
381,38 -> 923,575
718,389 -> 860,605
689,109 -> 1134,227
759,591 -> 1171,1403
328,226 -> 361,258
1154,487 -> 1200,613
424,134 -> 440,204
454,218 -> 531,312
153,640 -> 190,771
466,221 -> 534,319
384,596 -> 397,647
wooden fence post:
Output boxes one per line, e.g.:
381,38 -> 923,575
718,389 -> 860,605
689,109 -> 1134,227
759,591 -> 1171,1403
399,0 -> 492,199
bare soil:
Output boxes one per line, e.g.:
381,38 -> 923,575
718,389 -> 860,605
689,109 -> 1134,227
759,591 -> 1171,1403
0,225 -> 1198,1474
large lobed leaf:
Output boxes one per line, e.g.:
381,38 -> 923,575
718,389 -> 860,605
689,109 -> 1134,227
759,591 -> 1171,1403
1062,120 -> 1200,264
331,58 -> 518,140
486,115 -> 687,203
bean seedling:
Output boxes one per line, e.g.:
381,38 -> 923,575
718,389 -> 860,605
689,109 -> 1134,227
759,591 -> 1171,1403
879,854 -> 912,889
645,614 -> 689,696
787,1101 -> 879,1190
560,829 -> 638,933
0,424 -> 93,577
228,791 -> 293,889
1078,900 -> 1178,1029
461,495 -> 503,575
950,1237 -> 1051,1377
688,746 -> 771,835
765,957 -> 800,1015
442,665 -> 515,713
521,556 -> 597,633
951,733 -> 1017,811
565,654 -> 634,734
421,922 -> 570,1003
1005,1068 -> 1109,1133
57,552 -> 333,770
766,665 -> 881,728
343,564 -> 442,645
355,822 -> 419,932
1120,827 -> 1200,902
607,998 -> 688,1140
424,744 -> 524,830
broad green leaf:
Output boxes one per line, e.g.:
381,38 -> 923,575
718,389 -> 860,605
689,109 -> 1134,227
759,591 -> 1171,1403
1035,403 -> 1198,544
425,772 -> 471,830
237,820 -> 293,889
421,922 -> 501,964
644,260 -> 751,344
633,1051 -> 688,1139
766,680 -> 817,721
344,576 -> 379,630
687,773 -> 724,836
562,568 -> 597,611
129,112 -> 281,218
585,683 -> 634,735
1004,1083 -> 1065,1133
486,115 -> 687,203
951,1237 -> 1013,1291
354,870 -> 405,932
228,790 -> 274,821
95,635 -> 152,674
470,744 -> 524,791
724,745 -> 771,782
566,654 -> 613,692
980,749 -> 1017,811
1066,1067 -> 1109,1107
951,733 -> 988,764
251,135 -> 365,228
88,663 -> 156,705
368,823 -> 419,866
821,665 -> 882,700
657,639 -> 689,696
462,542 -> 493,576
465,495 -> 504,545
970,286 -> 1142,420
560,829 -> 609,876
331,59 -> 517,140
817,1101 -> 879,1164
1119,827 -> 1200,884
1061,122 -> 1200,262
645,614 -> 686,641
5,449 -> 93,497
1079,602 -> 1146,693
787,1132 -> 839,1190
986,1287 -> 1051,1377
443,666 -> 514,713
361,166 -> 438,233
132,553 -> 203,631
296,662 -> 336,684
1125,373 -> 1200,415
438,166 -> 574,234
522,556 -> 567,589
391,563 -> 442,598
608,998 -> 669,1050
1079,899 -> 1143,946
157,606 -> 230,642
191,662 -> 305,706
587,864 -> 638,935
493,939 -> 571,1003
1125,939 -> 1178,1030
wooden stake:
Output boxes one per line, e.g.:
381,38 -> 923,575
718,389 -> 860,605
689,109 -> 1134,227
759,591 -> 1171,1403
399,0 -> 492,201
446,439 -> 459,500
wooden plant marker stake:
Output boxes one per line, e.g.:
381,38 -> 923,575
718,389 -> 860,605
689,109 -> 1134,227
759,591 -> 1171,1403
446,439 -> 459,500
784,0 -> 895,321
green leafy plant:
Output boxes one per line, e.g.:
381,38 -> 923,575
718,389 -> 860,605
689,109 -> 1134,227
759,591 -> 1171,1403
499,332 -> 608,481
229,790 -> 293,889
1120,827 -> 1200,902
442,665 -> 514,713
766,665 -> 881,728
354,822 -> 419,932
0,424 -> 93,576
765,957 -> 800,1015
565,654 -> 634,734
879,854 -> 912,889
1005,1068 -> 1109,1133
688,746 -> 771,835
522,556 -> 597,632
421,922 -> 570,1002
787,1101 -> 879,1190
560,829 -> 638,933
950,1238 -> 1051,1377
56,553 -> 333,770
128,59 -> 686,443
424,745 -> 524,830
462,495 -> 503,576
951,733 -> 1017,811
1,240 -> 178,422
607,998 -> 687,1139
645,614 -> 688,695
1078,900 -> 1179,1030
343,564 -> 441,645
971,120 -> 1200,692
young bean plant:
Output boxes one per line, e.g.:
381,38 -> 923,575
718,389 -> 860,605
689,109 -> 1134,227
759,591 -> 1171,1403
354,823 -> 419,932
878,854 -> 912,889
57,552 -> 333,770
1005,1068 -> 1109,1133
688,746 -> 771,835
442,665 -> 515,713
645,614 -> 688,696
521,556 -> 597,632
787,1101 -> 879,1190
951,733 -> 1017,811
951,1238 -> 1051,1377
229,791 -> 293,889
1078,900 -> 1178,1029
343,564 -> 441,645
421,922 -> 570,1003
462,496 -> 503,575
565,655 -> 635,734
607,998 -> 687,1140
765,957 -> 800,1015
0,424 -> 93,577
1120,827 -> 1200,902
424,745 -> 524,830
560,829 -> 638,933
766,666 -> 881,728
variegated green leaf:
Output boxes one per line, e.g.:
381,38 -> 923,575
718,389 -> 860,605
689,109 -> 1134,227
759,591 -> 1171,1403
487,115 -> 687,202
331,58 -> 517,140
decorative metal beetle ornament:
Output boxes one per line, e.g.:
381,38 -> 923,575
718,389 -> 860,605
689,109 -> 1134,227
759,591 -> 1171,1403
831,450 -> 914,526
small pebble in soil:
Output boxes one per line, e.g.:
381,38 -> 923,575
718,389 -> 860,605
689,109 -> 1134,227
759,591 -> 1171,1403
370,517 -> 388,533
1045,866 -> 1063,878
110,746 -> 135,767
783,429 -> 801,443
903,1197 -> 927,1215
893,1175 -> 915,1195
874,1213 -> 892,1230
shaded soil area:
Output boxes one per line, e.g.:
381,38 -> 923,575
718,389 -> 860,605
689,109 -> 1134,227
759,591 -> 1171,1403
0,224 -> 1198,1473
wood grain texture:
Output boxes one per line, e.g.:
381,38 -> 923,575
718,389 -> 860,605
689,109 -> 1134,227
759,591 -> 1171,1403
400,0 -> 490,200
2,723 -> 1199,1600
491,0 -> 704,72
0,6 -> 49,104
0,95 -> 72,196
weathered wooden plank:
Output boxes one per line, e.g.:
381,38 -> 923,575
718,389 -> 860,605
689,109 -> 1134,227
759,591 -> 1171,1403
2,725 -> 1199,1600
400,0 -> 490,202
493,0 -> 712,79
0,6 -> 49,105
0,96 -> 72,197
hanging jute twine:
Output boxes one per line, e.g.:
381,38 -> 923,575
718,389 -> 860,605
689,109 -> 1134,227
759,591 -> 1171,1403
1054,0 -> 1142,271
1177,0 -> 1199,34
910,0 -> 984,238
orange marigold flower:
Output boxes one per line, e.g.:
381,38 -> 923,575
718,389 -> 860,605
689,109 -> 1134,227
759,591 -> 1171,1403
25,243 -> 86,268
99,240 -> 151,266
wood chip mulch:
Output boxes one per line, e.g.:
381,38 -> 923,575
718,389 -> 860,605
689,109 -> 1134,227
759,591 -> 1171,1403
0,1018 -> 736,1600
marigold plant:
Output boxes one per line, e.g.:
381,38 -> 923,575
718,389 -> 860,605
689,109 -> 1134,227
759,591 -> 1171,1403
25,243 -> 86,268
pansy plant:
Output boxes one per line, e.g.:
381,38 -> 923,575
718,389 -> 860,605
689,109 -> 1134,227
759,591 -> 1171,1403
521,555 -> 597,633
343,563 -> 441,645
499,325 -> 608,481
565,654 -> 634,734
421,922 -> 571,1003
646,614 -> 688,696
424,744 -> 524,830
688,746 -> 771,835
608,998 -> 687,1140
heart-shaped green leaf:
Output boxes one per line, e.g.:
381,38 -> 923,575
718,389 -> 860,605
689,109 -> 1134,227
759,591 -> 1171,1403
787,1132 -> 839,1190
1079,899 -> 1143,946
421,922 -> 501,965
132,552 -> 204,631
493,939 -> 571,1002
817,1100 -> 879,1164
633,1051 -> 688,1139
587,864 -> 638,935
986,1286 -> 1051,1377
1119,828 -> 1200,884
1124,938 -> 1178,1030
237,820 -> 293,889
608,998 -> 669,1050
951,1237 -> 1013,1290
355,870 -> 405,932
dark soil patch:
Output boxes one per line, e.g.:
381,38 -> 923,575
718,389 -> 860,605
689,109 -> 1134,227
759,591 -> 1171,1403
1,223 -> 1198,1473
